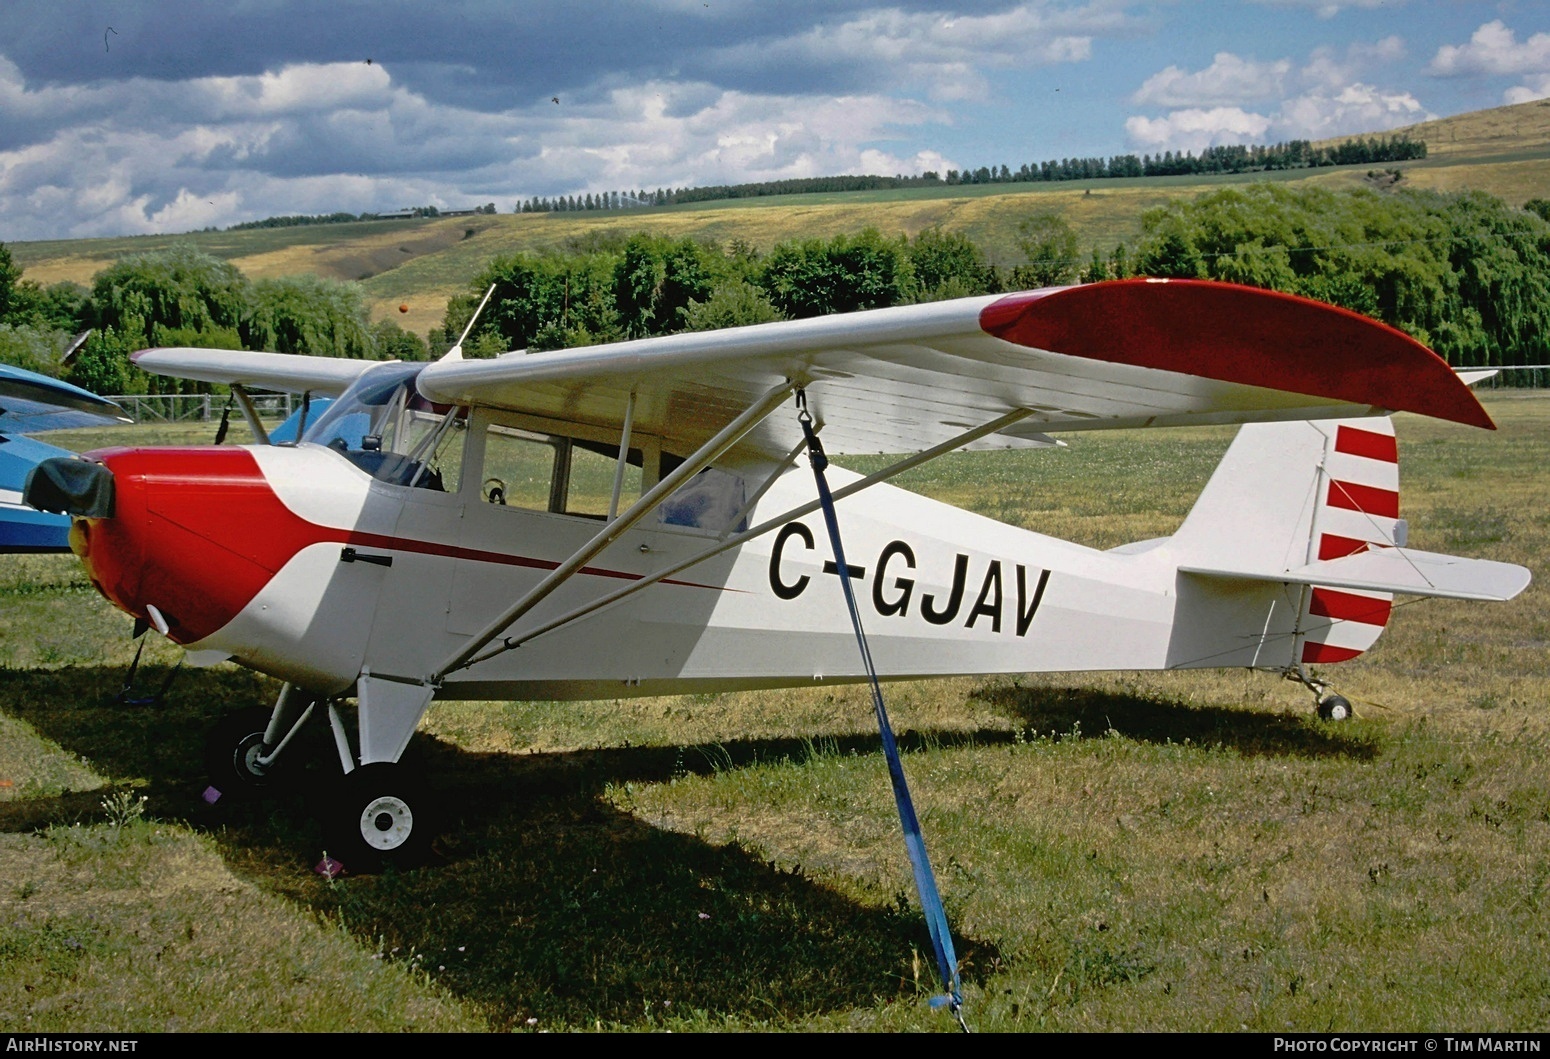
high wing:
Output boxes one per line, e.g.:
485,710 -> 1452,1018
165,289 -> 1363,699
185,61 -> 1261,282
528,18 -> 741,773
131,279 -> 1492,463
412,278 -> 1492,463
0,363 -> 131,433
129,347 -> 374,397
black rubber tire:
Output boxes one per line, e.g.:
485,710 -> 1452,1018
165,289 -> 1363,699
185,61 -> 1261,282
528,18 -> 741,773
326,763 -> 432,873
204,706 -> 283,799
1317,694 -> 1354,722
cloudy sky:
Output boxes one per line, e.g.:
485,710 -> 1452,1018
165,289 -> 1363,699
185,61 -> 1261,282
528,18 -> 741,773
1,1 -> 1546,242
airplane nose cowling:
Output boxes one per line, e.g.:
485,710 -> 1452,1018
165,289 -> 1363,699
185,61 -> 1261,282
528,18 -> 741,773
60,446 -> 312,646
23,456 -> 115,517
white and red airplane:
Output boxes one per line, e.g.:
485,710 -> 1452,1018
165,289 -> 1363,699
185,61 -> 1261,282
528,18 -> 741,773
24,278 -> 1530,869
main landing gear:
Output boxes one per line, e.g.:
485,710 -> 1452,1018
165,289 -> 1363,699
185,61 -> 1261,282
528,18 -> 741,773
328,763 -> 432,871
201,683 -> 433,872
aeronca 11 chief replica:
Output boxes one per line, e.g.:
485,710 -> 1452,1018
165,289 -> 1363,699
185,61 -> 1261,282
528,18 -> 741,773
24,278 -> 1531,877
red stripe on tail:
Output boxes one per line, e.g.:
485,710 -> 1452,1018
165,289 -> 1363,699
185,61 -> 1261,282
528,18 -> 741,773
1326,480 -> 1400,518
1318,533 -> 1375,560
1309,588 -> 1392,627
1302,642 -> 1364,664
1335,425 -> 1398,463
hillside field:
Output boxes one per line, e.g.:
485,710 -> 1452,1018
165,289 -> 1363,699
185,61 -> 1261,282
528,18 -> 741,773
11,99 -> 1550,341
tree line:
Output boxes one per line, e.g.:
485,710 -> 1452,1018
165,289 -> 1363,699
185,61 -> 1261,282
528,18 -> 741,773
0,244 -> 426,395
446,184 -> 1550,374
5,181 -> 1546,400
225,204 -> 498,231
515,135 -> 1426,213
227,137 -> 1429,226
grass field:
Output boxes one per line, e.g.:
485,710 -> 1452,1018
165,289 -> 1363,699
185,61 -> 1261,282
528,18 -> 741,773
0,394 -> 1545,1032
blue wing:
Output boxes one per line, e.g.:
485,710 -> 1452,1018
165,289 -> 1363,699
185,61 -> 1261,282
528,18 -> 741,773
0,364 -> 129,551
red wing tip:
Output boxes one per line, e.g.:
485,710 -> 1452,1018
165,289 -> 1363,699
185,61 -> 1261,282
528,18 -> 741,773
982,279 -> 1496,430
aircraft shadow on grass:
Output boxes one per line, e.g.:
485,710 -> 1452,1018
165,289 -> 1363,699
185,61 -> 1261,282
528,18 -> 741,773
0,665 -> 981,1024
970,681 -> 1380,760
0,663 -> 1368,1024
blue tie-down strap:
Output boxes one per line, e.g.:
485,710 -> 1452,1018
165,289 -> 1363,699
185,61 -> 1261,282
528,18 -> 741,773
795,392 -> 966,1026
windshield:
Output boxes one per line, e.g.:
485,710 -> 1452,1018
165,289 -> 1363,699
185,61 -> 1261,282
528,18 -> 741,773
302,363 -> 465,491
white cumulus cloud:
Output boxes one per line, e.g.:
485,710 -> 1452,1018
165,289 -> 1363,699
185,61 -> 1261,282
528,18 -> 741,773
1430,20 -> 1550,76
1125,107 -> 1273,151
1126,36 -> 1428,153
1133,53 -> 1293,107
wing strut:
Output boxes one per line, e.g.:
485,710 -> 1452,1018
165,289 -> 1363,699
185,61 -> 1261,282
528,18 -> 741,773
488,405 -> 1038,653
431,380 -> 799,680
796,390 -> 965,1027
229,385 -> 271,445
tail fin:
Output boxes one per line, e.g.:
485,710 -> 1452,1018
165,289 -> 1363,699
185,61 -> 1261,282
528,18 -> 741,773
1165,417 -> 1527,671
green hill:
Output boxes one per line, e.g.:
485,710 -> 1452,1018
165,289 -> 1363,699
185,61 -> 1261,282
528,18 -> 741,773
11,99 -> 1550,339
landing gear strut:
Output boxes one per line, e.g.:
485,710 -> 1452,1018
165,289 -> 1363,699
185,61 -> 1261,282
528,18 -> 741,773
1286,667 -> 1354,723
202,684 -> 318,800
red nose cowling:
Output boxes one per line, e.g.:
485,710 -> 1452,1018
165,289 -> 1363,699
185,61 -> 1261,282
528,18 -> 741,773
72,447 -> 305,644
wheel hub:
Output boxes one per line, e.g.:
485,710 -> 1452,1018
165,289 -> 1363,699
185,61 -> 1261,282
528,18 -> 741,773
236,734 -> 270,779
358,795 -> 414,850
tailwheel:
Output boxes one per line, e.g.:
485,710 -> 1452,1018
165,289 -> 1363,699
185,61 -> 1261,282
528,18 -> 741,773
328,763 -> 432,872
204,706 -> 284,799
1317,694 -> 1354,722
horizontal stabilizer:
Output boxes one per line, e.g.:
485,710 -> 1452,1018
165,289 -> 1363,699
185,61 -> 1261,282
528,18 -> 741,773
1182,548 -> 1531,603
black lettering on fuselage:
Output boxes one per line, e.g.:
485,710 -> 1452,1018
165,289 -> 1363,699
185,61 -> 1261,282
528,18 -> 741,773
770,521 -> 814,599
872,540 -> 916,616
920,553 -> 969,626
966,560 -> 1003,632
1016,565 -> 1051,636
769,523 -> 1050,637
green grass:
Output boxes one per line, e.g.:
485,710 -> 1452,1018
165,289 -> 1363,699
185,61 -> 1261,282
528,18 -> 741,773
0,394 -> 1546,1031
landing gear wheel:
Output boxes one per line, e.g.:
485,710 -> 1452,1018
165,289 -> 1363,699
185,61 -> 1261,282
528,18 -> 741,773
1317,694 -> 1353,722
328,763 -> 432,872
204,706 -> 283,798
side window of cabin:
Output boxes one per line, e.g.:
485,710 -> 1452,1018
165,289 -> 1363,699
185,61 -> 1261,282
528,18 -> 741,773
477,424 -> 646,517
656,454 -> 748,534
481,425 -> 563,510
421,414 -> 466,494
564,440 -> 644,519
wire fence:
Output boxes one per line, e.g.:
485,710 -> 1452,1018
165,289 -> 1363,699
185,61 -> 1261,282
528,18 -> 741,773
1470,366 -> 1550,389
105,393 -> 296,423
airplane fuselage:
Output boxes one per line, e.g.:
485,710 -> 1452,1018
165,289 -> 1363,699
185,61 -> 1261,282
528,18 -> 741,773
70,437 -> 1303,703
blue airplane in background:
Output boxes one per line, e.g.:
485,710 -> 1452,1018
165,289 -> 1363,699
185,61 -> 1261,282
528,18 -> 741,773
0,364 -> 130,551
2,362 -> 329,551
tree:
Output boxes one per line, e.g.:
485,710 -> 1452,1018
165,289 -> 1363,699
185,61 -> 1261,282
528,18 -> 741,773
370,319 -> 429,361
1011,211 -> 1080,287
681,281 -> 783,331
909,227 -> 998,301
243,275 -> 372,358
1123,183 -> 1550,367
0,324 -> 62,375
758,229 -> 913,318
88,244 -> 248,350
613,233 -> 723,338
64,328 -> 141,395
0,242 -> 23,323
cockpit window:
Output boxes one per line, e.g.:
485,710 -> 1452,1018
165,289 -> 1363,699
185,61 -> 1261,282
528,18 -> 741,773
303,363 -> 465,491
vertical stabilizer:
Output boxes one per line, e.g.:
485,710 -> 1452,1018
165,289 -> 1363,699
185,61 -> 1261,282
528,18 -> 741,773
1166,417 -> 1404,670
